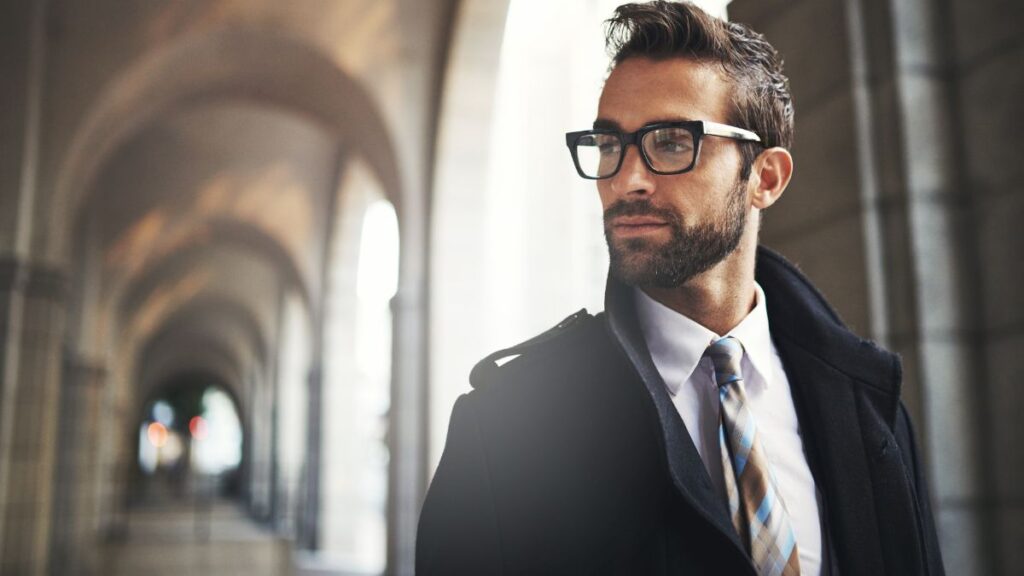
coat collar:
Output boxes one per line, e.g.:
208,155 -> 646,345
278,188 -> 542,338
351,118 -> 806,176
753,246 -> 902,422
606,246 -> 902,428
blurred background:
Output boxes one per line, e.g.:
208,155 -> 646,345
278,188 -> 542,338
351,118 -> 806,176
0,0 -> 1019,574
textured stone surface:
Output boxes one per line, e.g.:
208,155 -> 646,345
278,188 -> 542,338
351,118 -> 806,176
727,0 -> 803,28
732,0 -> 850,113
766,92 -> 862,240
99,501 -> 289,576
767,212 -> 870,335
985,332 -> 1024,501
906,197 -> 977,336
996,506 -> 1024,575
961,43 -> 1024,200
976,188 -> 1024,332
893,74 -> 957,202
868,77 -> 909,204
919,336 -> 983,501
871,198 -> 919,342
949,0 -> 1023,70
937,505 -> 987,576
0,0 -> 32,252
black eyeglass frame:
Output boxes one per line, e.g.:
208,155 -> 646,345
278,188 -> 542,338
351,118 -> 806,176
565,120 -> 762,180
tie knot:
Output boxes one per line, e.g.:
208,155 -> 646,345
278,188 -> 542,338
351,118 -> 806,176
706,336 -> 744,388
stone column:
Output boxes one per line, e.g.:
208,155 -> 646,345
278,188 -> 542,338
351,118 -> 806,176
50,354 -> 105,576
248,368 -> 273,520
299,365 -> 324,550
888,0 -> 989,572
0,259 -> 66,576
952,0 -> 1024,571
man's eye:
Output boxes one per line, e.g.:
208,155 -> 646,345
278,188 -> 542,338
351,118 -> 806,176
653,138 -> 690,153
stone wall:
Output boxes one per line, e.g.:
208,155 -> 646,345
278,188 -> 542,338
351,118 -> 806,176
731,0 -> 1024,573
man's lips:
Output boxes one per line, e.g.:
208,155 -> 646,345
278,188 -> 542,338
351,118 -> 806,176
609,216 -> 670,236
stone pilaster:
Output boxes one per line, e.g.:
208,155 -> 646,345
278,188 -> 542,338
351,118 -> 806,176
0,257 -> 66,576
49,353 -> 105,576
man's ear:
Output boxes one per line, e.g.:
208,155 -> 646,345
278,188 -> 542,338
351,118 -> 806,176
748,147 -> 793,210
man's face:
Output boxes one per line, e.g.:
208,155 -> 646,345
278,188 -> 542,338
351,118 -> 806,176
596,57 -> 750,289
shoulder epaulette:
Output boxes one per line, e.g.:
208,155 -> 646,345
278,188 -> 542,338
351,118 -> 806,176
469,308 -> 592,389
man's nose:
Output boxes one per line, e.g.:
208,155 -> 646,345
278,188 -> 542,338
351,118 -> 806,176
610,144 -> 655,197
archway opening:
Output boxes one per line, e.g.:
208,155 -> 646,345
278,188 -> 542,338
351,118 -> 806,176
135,376 -> 244,504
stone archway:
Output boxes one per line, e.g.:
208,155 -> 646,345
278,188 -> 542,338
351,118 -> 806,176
48,26 -> 418,574
53,28 -> 402,263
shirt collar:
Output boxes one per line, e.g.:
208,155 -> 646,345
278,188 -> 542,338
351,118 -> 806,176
726,282 -> 774,390
633,282 -> 774,396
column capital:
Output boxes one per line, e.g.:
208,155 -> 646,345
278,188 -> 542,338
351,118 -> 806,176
62,349 -> 107,387
0,256 -> 67,301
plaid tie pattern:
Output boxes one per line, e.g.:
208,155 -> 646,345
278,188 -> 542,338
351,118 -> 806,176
708,336 -> 800,576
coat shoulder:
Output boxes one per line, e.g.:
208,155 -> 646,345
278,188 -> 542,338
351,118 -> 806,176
469,308 -> 604,391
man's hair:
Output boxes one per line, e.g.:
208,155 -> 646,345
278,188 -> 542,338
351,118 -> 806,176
605,1 -> 794,179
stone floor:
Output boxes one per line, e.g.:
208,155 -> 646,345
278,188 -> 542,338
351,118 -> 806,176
99,499 -> 291,576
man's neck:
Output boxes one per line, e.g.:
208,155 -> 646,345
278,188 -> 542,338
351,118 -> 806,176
640,246 -> 757,336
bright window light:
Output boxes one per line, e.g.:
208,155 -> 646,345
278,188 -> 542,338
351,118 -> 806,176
356,200 -> 399,302
193,387 -> 243,474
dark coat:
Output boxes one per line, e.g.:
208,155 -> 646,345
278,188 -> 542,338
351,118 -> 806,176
417,246 -> 945,575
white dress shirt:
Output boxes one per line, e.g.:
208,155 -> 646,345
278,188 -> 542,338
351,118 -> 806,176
634,283 -> 824,575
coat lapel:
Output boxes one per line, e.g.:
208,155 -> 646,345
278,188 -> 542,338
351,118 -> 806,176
756,246 -> 925,575
604,275 -> 749,560
771,334 -> 887,574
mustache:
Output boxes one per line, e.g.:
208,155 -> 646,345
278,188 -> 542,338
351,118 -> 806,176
603,199 -> 681,225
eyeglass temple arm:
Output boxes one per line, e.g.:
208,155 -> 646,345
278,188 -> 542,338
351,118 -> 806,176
702,121 -> 761,143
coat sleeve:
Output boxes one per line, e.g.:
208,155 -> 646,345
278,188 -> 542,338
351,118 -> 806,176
894,402 -> 946,576
416,393 -> 504,575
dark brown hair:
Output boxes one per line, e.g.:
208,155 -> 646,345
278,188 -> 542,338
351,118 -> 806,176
605,1 -> 794,178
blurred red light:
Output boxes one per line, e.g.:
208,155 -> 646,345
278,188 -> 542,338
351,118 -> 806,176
189,416 -> 208,440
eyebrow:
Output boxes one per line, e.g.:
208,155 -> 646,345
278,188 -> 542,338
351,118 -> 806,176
592,117 -> 697,131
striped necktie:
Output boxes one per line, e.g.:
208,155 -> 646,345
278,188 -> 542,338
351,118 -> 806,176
707,336 -> 800,576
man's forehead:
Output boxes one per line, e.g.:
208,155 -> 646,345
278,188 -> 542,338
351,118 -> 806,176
596,57 -> 732,129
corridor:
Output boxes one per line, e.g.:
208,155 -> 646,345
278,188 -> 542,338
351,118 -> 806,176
100,499 -> 289,576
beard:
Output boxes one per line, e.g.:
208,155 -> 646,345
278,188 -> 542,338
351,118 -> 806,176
604,179 -> 747,289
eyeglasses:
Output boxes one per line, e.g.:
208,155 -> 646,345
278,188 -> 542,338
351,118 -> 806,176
565,120 -> 761,180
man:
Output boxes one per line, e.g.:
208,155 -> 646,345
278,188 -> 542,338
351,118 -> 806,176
417,2 -> 944,575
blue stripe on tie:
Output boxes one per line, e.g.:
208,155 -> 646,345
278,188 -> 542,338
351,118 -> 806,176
755,488 -> 775,524
735,452 -> 748,475
780,527 -> 796,560
740,413 -> 755,450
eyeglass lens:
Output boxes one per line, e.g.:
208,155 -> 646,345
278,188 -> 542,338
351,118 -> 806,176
574,127 -> 696,178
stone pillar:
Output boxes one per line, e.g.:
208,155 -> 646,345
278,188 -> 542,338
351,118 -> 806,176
50,354 -> 105,576
252,369 -> 275,520
944,1 -> 1024,573
887,0 -> 989,572
0,259 -> 66,576
300,365 -> 323,550
387,288 -> 428,576
246,368 -> 271,519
